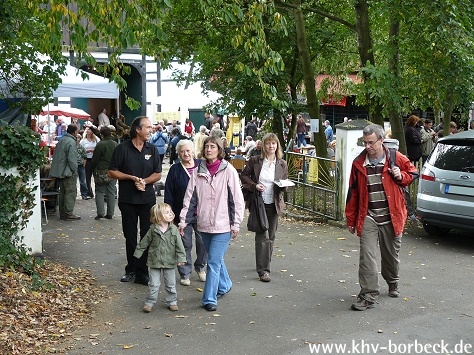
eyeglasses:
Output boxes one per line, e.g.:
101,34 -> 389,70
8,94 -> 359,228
363,138 -> 380,147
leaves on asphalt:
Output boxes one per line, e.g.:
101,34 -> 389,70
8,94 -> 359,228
0,261 -> 108,354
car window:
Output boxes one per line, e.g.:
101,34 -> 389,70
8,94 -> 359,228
428,141 -> 474,172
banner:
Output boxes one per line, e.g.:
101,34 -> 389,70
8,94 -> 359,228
322,96 -> 347,106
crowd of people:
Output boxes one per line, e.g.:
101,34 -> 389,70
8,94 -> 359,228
45,109 -> 468,315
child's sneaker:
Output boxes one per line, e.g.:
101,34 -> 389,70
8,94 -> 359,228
169,304 -> 179,311
143,304 -> 152,313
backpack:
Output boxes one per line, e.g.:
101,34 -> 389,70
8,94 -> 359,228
386,143 -> 418,226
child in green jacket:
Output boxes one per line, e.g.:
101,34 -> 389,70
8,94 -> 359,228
134,203 -> 186,313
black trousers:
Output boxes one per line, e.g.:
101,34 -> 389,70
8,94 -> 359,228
85,158 -> 94,196
118,201 -> 155,278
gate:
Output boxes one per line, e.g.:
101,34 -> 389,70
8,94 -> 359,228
284,152 -> 340,220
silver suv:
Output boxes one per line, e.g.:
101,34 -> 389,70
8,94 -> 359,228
417,129 -> 474,236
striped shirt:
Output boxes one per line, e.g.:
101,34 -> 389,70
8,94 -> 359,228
364,155 -> 391,225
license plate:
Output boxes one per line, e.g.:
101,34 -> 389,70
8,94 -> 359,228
445,184 -> 474,197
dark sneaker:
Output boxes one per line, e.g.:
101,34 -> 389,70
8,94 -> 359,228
388,282 -> 400,298
351,297 -> 375,311
259,273 -> 271,282
204,304 -> 217,312
94,214 -> 104,220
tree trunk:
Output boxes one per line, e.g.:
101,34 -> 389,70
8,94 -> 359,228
293,0 -> 326,158
386,11 -> 407,155
354,0 -> 384,125
286,46 -> 301,149
443,94 -> 454,137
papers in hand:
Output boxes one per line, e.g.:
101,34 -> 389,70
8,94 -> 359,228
274,179 -> 295,187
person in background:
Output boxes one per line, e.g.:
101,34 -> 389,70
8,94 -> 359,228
296,115 -> 307,147
150,124 -> 169,163
108,116 -> 162,285
108,125 -> 119,143
449,121 -> 457,134
324,120 -> 334,146
420,118 -> 436,165
247,140 -> 262,158
55,117 -> 64,137
165,140 -> 208,286
240,133 -> 288,283
80,126 -> 100,198
134,203 -> 186,313
245,119 -> 258,140
98,108 -> 110,127
56,123 -> 68,140
71,117 -> 81,130
184,118 -> 195,138
222,137 -> 232,161
204,112 -> 214,131
49,124 -> 81,220
345,124 -> 418,311
169,127 -> 186,165
232,148 -> 245,160
92,126 -> 118,220
194,125 -> 208,158
179,136 -> 244,312
243,136 -> 256,154
76,134 -> 89,200
403,115 -> 422,165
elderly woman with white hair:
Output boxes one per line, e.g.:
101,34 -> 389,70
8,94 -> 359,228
164,139 -> 208,285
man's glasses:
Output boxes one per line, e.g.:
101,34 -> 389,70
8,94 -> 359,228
363,138 -> 380,147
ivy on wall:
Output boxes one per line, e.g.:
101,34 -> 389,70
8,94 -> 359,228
0,125 -> 46,271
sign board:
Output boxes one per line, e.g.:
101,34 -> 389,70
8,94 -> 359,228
310,118 -> 319,133
153,112 -> 181,123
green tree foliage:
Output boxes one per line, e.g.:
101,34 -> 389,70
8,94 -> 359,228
2,0 -> 474,149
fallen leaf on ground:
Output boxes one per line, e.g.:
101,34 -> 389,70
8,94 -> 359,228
0,261 -> 109,355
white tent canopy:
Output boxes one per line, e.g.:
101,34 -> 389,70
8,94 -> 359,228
53,65 -> 119,99
0,63 -> 119,99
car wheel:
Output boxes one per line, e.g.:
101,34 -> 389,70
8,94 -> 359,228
422,221 -> 451,236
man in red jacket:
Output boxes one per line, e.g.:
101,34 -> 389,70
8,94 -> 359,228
345,124 -> 418,311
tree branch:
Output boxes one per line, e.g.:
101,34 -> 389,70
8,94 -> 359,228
274,0 -> 356,32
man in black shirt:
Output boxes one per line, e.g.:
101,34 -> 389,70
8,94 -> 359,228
108,116 -> 162,285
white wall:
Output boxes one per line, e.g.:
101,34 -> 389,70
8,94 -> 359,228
154,63 -> 221,122
0,168 -> 43,256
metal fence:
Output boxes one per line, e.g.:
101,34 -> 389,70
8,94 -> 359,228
284,151 -> 340,220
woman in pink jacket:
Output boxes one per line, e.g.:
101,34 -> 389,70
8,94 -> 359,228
179,136 -> 245,312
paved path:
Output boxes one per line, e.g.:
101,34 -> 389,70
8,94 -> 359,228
42,180 -> 474,355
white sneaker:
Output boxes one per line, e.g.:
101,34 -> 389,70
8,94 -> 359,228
180,278 -> 190,286
197,271 -> 206,282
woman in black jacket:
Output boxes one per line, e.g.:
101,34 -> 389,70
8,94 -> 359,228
404,115 -> 422,165
240,133 -> 288,283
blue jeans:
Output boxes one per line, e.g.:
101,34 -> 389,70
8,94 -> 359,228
77,165 -> 88,198
178,223 -> 208,280
201,232 -> 232,306
297,132 -> 307,147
